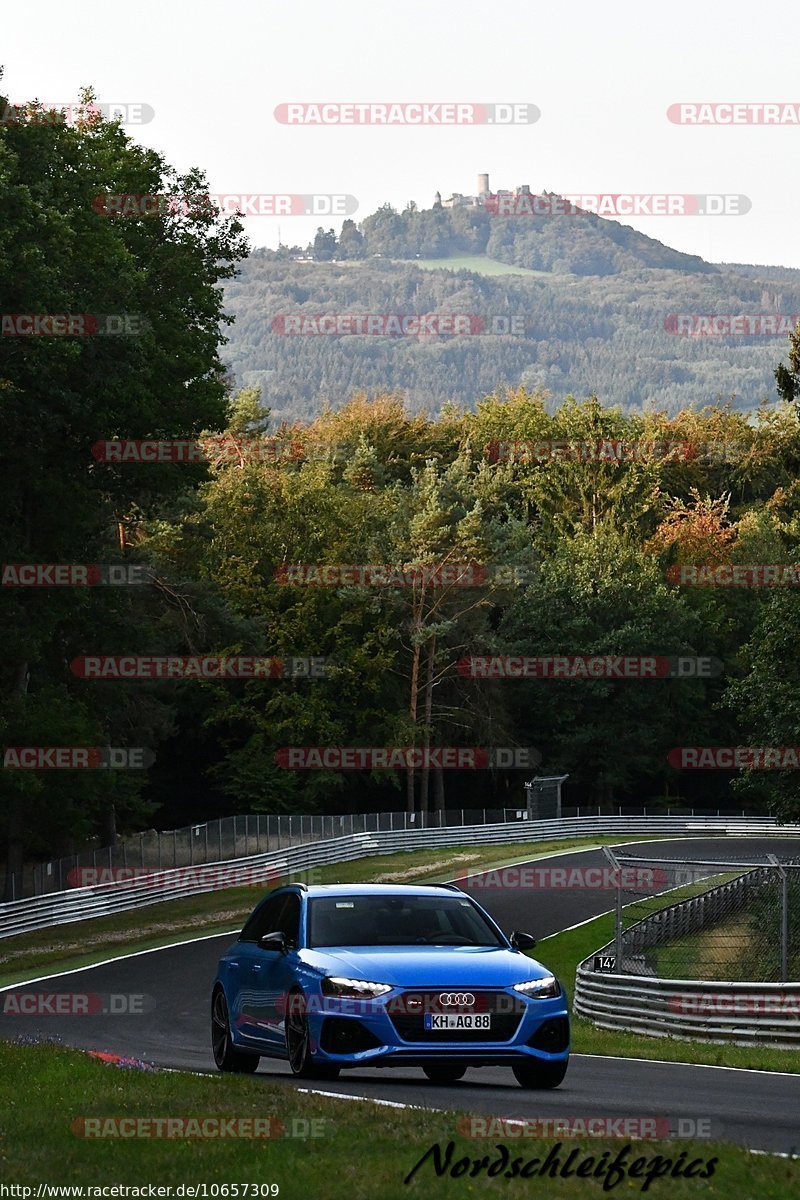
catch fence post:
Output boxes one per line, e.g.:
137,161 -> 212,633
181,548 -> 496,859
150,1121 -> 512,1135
768,855 -> 789,982
603,845 -> 623,972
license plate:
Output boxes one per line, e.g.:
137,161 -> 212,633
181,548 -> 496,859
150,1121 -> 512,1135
424,1013 -> 491,1030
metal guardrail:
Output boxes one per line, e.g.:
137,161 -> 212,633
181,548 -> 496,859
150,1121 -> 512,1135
573,970 -> 800,1048
2,814 -> 798,941
30,804 -> 760,896
574,849 -> 800,1046
31,808 -> 526,896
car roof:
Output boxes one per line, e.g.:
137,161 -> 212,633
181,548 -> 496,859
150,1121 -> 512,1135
297,883 -> 466,898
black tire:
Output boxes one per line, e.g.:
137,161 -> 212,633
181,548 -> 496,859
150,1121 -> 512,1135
211,987 -> 260,1073
285,990 -> 340,1080
513,1058 -> 568,1089
422,1064 -> 467,1084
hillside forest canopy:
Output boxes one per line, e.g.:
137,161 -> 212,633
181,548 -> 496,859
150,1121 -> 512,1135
223,199 -> 800,421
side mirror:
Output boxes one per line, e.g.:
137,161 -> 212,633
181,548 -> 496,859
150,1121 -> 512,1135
510,930 -> 537,951
258,930 -> 287,953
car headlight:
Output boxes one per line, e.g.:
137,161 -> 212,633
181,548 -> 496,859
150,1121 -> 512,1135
321,976 -> 392,999
512,974 -> 560,998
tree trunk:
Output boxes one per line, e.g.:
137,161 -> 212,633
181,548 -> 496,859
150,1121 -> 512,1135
419,637 -> 436,821
406,638 -> 421,815
434,763 -> 445,818
4,660 -> 29,900
99,785 -> 118,848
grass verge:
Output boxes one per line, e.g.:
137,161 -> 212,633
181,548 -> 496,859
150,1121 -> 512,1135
651,914 -> 754,981
0,1042 -> 796,1196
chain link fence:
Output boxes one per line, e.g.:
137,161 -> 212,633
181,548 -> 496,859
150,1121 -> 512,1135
602,847 -> 800,983
21,803 -> 756,899
30,808 -> 521,896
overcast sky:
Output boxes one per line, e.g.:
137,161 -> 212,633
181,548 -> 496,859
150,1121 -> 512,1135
4,0 -> 798,266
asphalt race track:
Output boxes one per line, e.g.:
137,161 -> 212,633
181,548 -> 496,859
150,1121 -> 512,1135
2,838 -> 799,1154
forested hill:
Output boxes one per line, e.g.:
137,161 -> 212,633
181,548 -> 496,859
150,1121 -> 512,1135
313,197 -> 719,276
221,199 -> 800,423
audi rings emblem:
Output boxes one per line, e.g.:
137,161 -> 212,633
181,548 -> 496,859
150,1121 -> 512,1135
438,992 -> 475,1006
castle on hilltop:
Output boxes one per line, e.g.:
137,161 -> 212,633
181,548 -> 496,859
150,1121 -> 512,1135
434,173 -> 532,209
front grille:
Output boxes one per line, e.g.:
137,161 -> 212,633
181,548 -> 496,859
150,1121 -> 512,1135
388,990 -> 525,1043
320,1017 -> 382,1054
527,1017 -> 570,1053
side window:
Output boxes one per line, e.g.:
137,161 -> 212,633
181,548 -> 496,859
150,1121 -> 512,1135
239,895 -> 285,943
276,894 -> 301,946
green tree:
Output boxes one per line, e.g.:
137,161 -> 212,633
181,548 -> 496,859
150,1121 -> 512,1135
725,592 -> 800,820
337,219 -> 365,260
775,321 -> 800,404
312,227 -> 337,261
498,528 -> 710,804
0,82 -> 247,892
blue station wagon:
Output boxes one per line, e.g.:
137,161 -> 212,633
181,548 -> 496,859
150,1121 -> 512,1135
211,883 -> 570,1087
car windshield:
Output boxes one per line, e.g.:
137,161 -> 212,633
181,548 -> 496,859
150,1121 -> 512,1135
307,894 -> 506,948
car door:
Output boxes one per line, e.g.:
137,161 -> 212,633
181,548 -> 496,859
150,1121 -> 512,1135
238,892 -> 302,1050
232,893 -> 289,1046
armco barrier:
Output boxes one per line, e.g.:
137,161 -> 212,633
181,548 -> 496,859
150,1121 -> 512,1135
574,851 -> 800,1047
573,968 -> 800,1048
2,814 -> 798,942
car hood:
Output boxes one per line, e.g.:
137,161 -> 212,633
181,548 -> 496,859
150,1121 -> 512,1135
299,945 -> 554,988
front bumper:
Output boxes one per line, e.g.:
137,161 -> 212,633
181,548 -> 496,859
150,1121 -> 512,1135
306,986 -> 570,1067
